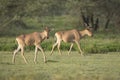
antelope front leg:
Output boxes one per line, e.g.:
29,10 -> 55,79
57,42 -> 62,55
75,41 -> 83,56
37,45 -> 46,63
21,47 -> 28,64
34,46 -> 38,64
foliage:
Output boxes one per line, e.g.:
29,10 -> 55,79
0,0 -> 120,36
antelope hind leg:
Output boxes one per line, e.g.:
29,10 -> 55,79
68,43 -> 73,55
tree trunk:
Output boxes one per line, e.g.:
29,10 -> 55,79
81,11 -> 90,27
104,12 -> 114,30
94,18 -> 99,31
90,14 -> 94,28
104,18 -> 110,29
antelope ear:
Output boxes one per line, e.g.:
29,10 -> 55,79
84,23 -> 92,27
86,27 -> 90,30
45,27 -> 50,31
45,27 -> 48,29
86,27 -> 93,31
84,23 -> 88,27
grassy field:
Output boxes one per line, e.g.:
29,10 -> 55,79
0,51 -> 120,80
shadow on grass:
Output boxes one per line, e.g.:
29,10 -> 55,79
47,60 -> 59,63
0,62 -> 13,65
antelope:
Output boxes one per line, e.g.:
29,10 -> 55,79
50,27 -> 93,55
12,27 -> 50,64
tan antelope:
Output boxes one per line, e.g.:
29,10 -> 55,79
12,27 -> 50,64
50,27 -> 93,55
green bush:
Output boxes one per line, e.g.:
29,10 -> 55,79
0,38 -> 120,53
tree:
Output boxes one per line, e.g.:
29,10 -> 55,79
92,0 -> 120,30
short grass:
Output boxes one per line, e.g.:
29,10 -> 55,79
0,51 -> 120,80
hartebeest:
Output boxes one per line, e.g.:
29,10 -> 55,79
50,27 -> 93,55
12,27 -> 50,64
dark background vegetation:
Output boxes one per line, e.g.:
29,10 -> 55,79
0,0 -> 120,52
0,0 -> 120,36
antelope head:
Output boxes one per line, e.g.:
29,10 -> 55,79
84,23 -> 93,37
44,27 -> 50,39
84,27 -> 93,37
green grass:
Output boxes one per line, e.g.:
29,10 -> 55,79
0,51 -> 120,80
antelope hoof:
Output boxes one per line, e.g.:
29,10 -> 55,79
25,62 -> 28,64
59,53 -> 62,56
50,51 -> 53,55
81,53 -> 84,56
44,60 -> 47,63
34,61 -> 37,64
50,53 -> 53,56
12,59 -> 15,64
68,53 -> 70,56
44,57 -> 47,63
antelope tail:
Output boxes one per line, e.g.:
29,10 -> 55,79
54,34 -> 57,43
